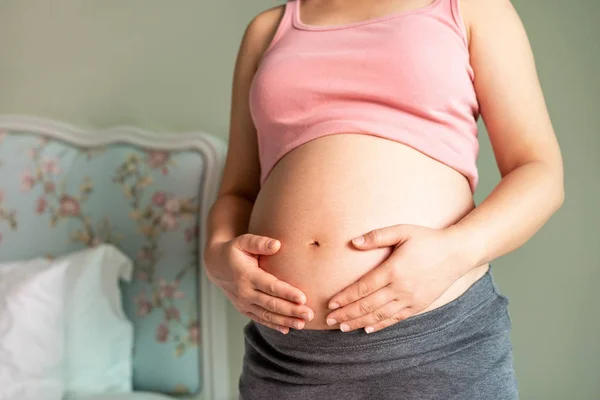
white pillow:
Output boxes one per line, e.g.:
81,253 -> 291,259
0,258 -> 69,400
59,244 -> 134,396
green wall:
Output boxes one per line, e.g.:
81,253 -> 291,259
1,1 -> 598,399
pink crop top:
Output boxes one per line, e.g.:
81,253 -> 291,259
249,0 -> 481,192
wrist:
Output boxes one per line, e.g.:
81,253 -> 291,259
203,239 -> 228,274
443,222 -> 486,275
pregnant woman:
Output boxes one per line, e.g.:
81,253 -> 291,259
204,0 -> 564,398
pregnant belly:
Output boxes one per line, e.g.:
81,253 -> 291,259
248,133 -> 489,330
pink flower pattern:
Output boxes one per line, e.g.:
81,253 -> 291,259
134,289 -> 153,317
0,189 -> 18,243
164,198 -> 181,214
187,322 -> 199,345
165,307 -> 181,322
147,150 -> 169,169
159,278 -> 185,300
6,136 -> 200,355
36,196 -> 47,214
152,191 -> 167,206
156,322 -> 170,343
42,158 -> 61,175
160,213 -> 179,231
20,171 -> 34,192
59,195 -> 80,216
112,150 -> 200,350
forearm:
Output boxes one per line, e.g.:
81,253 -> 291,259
449,160 -> 564,273
205,193 -> 254,251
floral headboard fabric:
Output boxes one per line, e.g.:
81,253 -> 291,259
0,116 -> 230,399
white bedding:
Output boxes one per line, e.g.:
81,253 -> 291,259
66,393 -> 176,400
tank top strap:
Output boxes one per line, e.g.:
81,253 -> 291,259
440,0 -> 469,47
263,1 -> 295,56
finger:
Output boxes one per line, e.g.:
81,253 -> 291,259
251,290 -> 314,322
248,304 -> 306,330
338,300 -> 405,332
252,272 -> 308,305
328,264 -> 393,310
325,286 -> 394,326
363,308 -> 415,334
351,224 -> 414,249
243,311 -> 289,334
235,233 -> 281,256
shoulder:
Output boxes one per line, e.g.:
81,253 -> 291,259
248,4 -> 287,33
459,0 -> 520,47
460,0 -> 516,20
241,4 -> 287,61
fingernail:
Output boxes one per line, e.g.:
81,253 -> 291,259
294,320 -> 303,329
365,326 -> 374,334
329,303 -> 340,310
326,318 -> 337,326
276,326 -> 287,334
268,240 -> 277,249
340,323 -> 350,332
301,312 -> 313,321
352,236 -> 365,245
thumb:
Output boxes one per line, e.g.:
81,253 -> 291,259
235,233 -> 281,256
351,224 -> 413,249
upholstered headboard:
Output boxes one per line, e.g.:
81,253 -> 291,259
0,115 -> 230,400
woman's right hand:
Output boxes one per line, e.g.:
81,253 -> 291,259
204,233 -> 314,334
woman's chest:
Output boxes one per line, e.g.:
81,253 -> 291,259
251,22 -> 473,112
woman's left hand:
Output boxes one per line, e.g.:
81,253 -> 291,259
326,224 -> 472,334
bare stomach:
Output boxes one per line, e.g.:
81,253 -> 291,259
248,133 -> 489,330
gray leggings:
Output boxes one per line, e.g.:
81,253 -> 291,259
238,267 -> 519,399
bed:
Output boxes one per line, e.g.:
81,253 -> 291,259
0,115 -> 231,400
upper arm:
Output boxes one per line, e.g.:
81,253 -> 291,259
461,0 -> 563,178
217,6 -> 286,202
